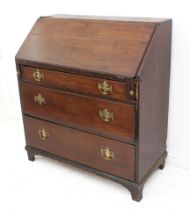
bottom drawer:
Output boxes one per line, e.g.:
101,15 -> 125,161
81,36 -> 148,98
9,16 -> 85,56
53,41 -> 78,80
24,116 -> 135,181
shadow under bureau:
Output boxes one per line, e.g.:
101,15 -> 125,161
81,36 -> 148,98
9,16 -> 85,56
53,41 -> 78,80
16,15 -> 172,201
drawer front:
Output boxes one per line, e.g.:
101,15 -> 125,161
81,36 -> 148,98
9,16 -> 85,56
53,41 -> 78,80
20,66 -> 134,101
20,83 -> 136,143
24,116 -> 135,181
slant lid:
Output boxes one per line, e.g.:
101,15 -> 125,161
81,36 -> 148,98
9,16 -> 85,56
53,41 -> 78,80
16,15 -> 164,78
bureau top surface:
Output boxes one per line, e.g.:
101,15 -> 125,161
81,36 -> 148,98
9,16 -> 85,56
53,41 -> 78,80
16,15 -> 169,78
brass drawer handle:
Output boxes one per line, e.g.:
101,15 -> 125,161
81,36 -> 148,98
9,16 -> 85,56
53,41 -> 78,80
98,81 -> 112,95
33,69 -> 44,81
39,128 -> 49,140
99,108 -> 114,122
34,94 -> 46,105
101,147 -> 114,160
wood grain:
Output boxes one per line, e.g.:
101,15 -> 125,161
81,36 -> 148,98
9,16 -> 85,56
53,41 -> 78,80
21,65 -> 133,101
24,115 -> 135,181
137,20 -> 172,182
20,82 -> 136,143
16,16 -> 156,78
15,16 -> 172,201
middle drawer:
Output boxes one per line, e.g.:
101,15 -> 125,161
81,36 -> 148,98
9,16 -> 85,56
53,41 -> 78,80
20,83 -> 136,143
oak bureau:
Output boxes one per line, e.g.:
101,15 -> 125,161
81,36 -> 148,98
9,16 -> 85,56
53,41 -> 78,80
16,15 -> 172,201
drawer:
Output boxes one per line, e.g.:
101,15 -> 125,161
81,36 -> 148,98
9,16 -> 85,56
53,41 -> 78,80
20,66 -> 134,101
24,116 -> 135,181
20,83 -> 136,143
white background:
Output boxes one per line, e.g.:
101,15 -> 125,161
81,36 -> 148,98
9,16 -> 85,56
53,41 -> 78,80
0,0 -> 190,209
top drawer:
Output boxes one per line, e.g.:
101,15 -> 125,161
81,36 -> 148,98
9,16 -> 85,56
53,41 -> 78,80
20,66 -> 135,101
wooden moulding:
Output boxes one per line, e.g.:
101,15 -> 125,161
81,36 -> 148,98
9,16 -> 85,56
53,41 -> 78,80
25,145 -> 167,202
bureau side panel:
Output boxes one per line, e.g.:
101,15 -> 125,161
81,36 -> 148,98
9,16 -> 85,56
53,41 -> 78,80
137,20 -> 172,182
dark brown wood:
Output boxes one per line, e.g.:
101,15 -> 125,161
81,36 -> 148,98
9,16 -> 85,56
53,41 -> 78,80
20,82 -> 136,143
25,144 -> 167,202
24,116 -> 135,181
16,15 -> 172,202
27,150 -> 35,161
137,20 -> 172,182
159,161 -> 166,170
21,65 -> 133,101
16,16 -> 157,78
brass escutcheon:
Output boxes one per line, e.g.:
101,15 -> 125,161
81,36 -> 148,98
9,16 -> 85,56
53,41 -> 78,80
98,81 -> 112,95
39,128 -> 49,140
33,69 -> 44,81
101,147 -> 114,160
99,108 -> 114,122
34,94 -> 46,105
130,90 -> 134,96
